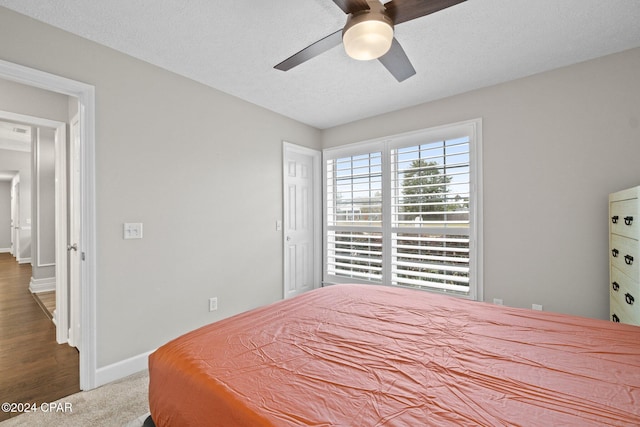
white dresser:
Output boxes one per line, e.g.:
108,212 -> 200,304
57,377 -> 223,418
609,186 -> 640,326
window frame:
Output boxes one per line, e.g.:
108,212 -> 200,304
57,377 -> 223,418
323,119 -> 483,301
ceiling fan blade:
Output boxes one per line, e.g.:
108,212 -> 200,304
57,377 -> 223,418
378,37 -> 416,82
385,0 -> 466,25
331,0 -> 370,14
274,30 -> 343,71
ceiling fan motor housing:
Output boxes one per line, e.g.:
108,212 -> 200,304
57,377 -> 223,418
342,10 -> 394,60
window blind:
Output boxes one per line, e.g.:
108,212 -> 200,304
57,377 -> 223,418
390,138 -> 471,294
326,152 -> 383,281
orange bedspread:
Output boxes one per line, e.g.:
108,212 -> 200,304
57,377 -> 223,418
148,284 -> 640,426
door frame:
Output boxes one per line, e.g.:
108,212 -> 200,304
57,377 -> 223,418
0,59 -> 97,390
282,141 -> 322,298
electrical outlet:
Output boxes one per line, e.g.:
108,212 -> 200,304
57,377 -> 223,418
532,303 -> 543,311
493,298 -> 503,305
209,297 -> 218,312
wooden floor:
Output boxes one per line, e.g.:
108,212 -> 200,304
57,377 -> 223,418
33,291 -> 55,320
0,253 -> 79,422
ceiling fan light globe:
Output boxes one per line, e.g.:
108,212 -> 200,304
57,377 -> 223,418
343,18 -> 393,61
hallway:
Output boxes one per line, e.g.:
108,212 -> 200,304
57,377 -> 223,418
0,253 -> 79,422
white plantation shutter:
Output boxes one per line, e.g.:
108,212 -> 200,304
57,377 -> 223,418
326,231 -> 383,281
390,138 -> 471,294
324,120 -> 482,300
326,152 -> 383,281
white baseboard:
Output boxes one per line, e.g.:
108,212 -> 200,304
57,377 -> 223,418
18,257 -> 32,264
29,276 -> 56,293
0,248 -> 10,253
94,349 -> 156,388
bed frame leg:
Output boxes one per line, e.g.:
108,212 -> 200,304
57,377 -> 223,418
143,415 -> 156,427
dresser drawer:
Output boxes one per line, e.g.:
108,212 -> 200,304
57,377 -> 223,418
610,292 -> 640,326
610,198 -> 639,239
610,294 -> 639,325
610,266 -> 640,305
610,233 -> 639,279
610,266 -> 640,325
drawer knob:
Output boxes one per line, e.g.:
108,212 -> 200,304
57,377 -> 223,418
625,254 -> 634,265
612,281 -> 620,291
612,248 -> 619,257
625,216 -> 634,226
625,293 -> 635,305
612,313 -> 620,322
612,215 -> 619,223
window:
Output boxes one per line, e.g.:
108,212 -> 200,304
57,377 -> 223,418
324,120 -> 482,300
326,152 -> 383,282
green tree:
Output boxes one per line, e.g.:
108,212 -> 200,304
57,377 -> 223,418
400,159 -> 451,221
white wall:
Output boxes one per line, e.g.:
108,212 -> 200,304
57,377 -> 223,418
323,47 -> 640,320
0,7 -> 321,368
0,180 -> 10,250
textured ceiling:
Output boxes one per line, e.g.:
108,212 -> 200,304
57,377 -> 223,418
0,0 -> 639,129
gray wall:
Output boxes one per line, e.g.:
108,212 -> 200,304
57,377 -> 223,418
0,6 -> 322,368
31,126 -> 56,280
0,150 -> 31,260
323,47 -> 640,320
0,180 -> 10,250
0,78 -> 70,122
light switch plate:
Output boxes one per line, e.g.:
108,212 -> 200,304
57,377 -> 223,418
123,223 -> 143,239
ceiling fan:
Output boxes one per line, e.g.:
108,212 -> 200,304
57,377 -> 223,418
274,0 -> 467,82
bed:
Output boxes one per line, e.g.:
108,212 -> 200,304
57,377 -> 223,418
147,284 -> 640,426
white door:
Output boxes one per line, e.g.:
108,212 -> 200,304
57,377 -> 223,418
283,143 -> 321,299
68,115 -> 81,348
53,122 -> 69,345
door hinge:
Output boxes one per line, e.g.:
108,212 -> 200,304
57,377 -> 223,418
81,252 -> 86,261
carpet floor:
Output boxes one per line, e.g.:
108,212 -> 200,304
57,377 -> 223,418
0,370 -> 150,427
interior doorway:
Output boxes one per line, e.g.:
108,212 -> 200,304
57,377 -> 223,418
0,112 -> 68,342
0,116 -> 81,421
0,59 -> 97,390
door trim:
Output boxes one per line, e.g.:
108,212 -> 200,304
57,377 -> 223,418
0,59 -> 98,390
282,142 -> 322,298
